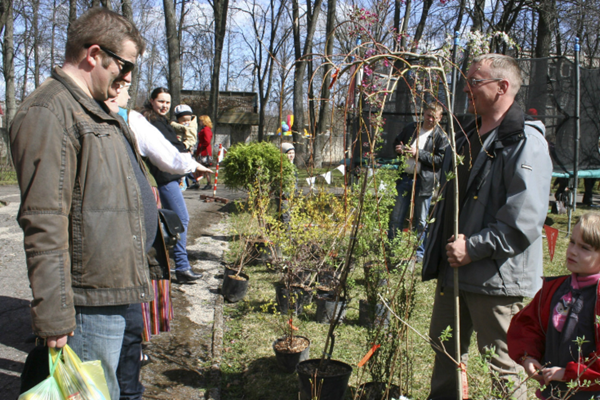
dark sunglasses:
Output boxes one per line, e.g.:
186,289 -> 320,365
85,44 -> 136,75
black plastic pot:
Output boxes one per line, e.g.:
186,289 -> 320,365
355,382 -> 401,400
297,359 -> 353,400
222,272 -> 249,303
224,265 -> 240,277
315,294 -> 347,324
275,284 -> 312,315
272,336 -> 310,373
358,300 -> 390,328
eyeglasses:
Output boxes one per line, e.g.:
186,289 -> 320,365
85,44 -> 136,75
467,77 -> 503,87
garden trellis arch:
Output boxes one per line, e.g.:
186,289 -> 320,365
355,44 -> 600,235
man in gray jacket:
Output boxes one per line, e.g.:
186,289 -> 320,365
10,8 -> 152,399
422,54 -> 553,399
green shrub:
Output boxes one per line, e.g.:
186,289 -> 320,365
221,141 -> 295,194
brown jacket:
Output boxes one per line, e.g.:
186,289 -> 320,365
10,67 -> 152,337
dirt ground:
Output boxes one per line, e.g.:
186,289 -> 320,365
0,184 -> 243,400
139,186 -> 242,400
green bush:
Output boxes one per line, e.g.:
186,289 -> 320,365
221,142 -> 296,194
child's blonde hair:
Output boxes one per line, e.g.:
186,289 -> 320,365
578,212 -> 600,250
199,115 -> 212,129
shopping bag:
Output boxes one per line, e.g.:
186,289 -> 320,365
18,348 -> 64,400
52,345 -> 111,400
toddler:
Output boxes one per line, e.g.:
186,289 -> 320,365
508,212 -> 600,399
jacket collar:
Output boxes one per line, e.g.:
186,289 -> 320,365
51,66 -> 116,123
496,102 -> 525,141
461,101 -> 525,142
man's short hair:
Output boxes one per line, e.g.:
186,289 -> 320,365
65,8 -> 145,64
472,54 -> 522,95
424,102 -> 444,115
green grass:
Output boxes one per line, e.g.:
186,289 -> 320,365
296,167 -> 347,188
0,165 -> 17,185
219,204 -> 593,400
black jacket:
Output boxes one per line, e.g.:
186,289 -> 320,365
148,116 -> 187,185
392,123 -> 448,196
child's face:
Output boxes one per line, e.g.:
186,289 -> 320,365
286,150 -> 295,163
566,223 -> 600,276
178,115 -> 192,125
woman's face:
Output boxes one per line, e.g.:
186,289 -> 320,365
150,92 -> 171,116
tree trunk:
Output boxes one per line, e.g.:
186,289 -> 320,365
121,0 -> 140,108
412,0 -> 433,51
452,0 -> 466,35
453,0 -> 485,115
292,0 -> 323,164
314,0 -> 336,168
33,0 -> 40,88
50,0 -> 57,69
3,0 -> 15,166
528,0 -> 556,117
208,0 -> 230,140
21,11 -> 29,101
69,0 -> 77,28
164,0 -> 182,115
400,0 -> 411,48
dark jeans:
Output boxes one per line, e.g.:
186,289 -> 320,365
388,175 -> 431,258
117,303 -> 144,400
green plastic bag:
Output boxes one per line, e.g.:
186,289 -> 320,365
18,348 -> 65,400
52,345 -> 111,400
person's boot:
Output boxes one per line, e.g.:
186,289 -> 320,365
176,269 -> 202,283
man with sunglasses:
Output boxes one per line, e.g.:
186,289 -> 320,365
10,8 -> 153,399
422,54 -> 553,399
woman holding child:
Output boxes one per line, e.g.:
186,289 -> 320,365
141,87 -> 205,283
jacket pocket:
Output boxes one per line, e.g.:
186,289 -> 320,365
73,120 -> 114,139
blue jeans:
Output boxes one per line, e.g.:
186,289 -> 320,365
388,175 -> 432,258
68,305 -> 128,400
158,180 -> 191,272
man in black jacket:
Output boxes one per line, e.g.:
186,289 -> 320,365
388,103 -> 447,262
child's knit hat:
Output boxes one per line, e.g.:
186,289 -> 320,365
174,104 -> 193,118
281,142 -> 295,154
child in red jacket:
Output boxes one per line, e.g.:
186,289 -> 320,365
508,212 -> 600,399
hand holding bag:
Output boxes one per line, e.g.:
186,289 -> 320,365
18,348 -> 63,400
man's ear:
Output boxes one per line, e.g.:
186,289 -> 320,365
498,79 -> 509,95
84,45 -> 102,68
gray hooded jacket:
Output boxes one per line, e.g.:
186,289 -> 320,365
422,104 -> 552,298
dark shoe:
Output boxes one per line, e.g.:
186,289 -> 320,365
176,269 -> 203,283
202,183 -> 212,190
141,353 -> 152,366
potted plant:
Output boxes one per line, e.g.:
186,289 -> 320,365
261,302 -> 311,374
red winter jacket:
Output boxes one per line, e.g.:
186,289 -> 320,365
507,275 -> 600,389
195,126 -> 213,158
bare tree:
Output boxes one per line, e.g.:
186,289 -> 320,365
236,0 -> 288,140
3,0 -> 15,165
314,0 -> 336,168
208,0 -> 230,136
163,0 -> 182,112
292,0 -> 323,162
